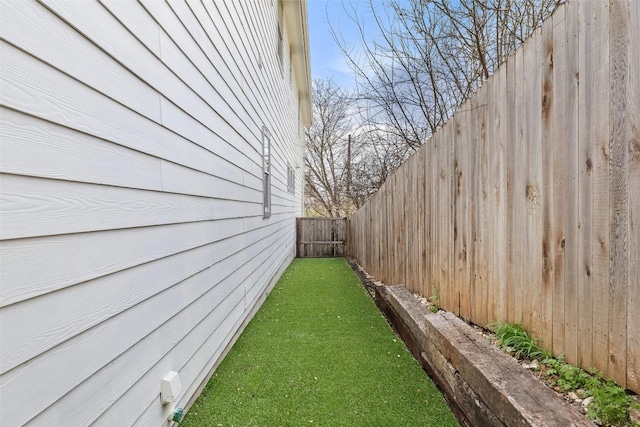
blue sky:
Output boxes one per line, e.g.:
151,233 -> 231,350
307,0 -> 381,89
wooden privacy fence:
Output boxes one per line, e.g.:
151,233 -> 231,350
296,217 -> 347,257
348,0 -> 639,393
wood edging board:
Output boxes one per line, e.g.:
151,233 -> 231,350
373,284 -> 592,427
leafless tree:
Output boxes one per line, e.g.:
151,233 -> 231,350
305,78 -> 411,216
348,129 -> 411,207
305,78 -> 359,217
332,0 -> 563,150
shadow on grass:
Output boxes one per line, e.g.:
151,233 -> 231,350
182,258 -> 458,427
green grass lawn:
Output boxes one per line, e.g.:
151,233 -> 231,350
182,258 -> 458,427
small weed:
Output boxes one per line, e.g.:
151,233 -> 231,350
428,288 -> 440,313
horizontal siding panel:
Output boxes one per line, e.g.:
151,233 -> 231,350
202,1 -> 258,108
0,108 -> 163,190
0,0 -> 162,122
0,220 -> 242,307
159,160 -> 259,202
0,175 -> 214,239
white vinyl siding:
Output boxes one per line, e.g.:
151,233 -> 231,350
0,0 -> 307,426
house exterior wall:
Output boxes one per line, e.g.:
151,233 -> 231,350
0,1 -> 311,425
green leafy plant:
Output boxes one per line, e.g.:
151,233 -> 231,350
428,288 -> 440,313
555,363 -> 593,391
490,323 -> 547,359
588,380 -> 639,426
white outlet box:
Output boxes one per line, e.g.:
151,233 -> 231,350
161,371 -> 182,404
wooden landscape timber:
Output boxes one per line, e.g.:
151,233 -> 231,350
347,0 -> 639,393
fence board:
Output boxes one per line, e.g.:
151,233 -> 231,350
608,0 -> 629,388
347,0 -> 639,393
564,0 -> 580,366
626,0 -> 640,393
577,0 -> 594,369
590,0 -> 611,378
551,4 -> 567,358
493,63 -> 508,325
540,15 -> 555,352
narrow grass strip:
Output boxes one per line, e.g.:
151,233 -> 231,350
182,258 -> 458,427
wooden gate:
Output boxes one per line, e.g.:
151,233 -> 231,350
296,217 -> 347,257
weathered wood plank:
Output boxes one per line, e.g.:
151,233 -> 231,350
608,0 -> 629,387
493,63 -> 508,325
589,0 -> 611,377
540,14 -> 555,352
417,147 -> 427,297
577,0 -> 595,369
475,84 -> 489,327
505,49 -> 517,325
626,0 -> 640,393
484,74 -> 496,326
563,0 -> 580,367
513,45 -> 527,325
528,29 -> 544,339
551,4 -> 567,357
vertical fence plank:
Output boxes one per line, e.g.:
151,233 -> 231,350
563,0 -> 580,366
493,63 -> 508,325
408,154 -> 418,292
436,127 -> 444,310
626,0 -> 640,393
424,140 -> 433,299
505,50 -> 517,325
590,0 -> 611,377
514,45 -> 527,325
609,0 -> 629,387
448,122 -> 460,314
475,85 -> 489,326
417,147 -> 427,297
455,106 -> 470,320
425,134 -> 442,304
551,4 -> 567,358
469,90 -> 479,322
443,114 -> 455,314
531,27 -> 544,340
484,79 -> 496,326
440,124 -> 450,312
577,0 -> 595,369
540,15 -> 555,352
